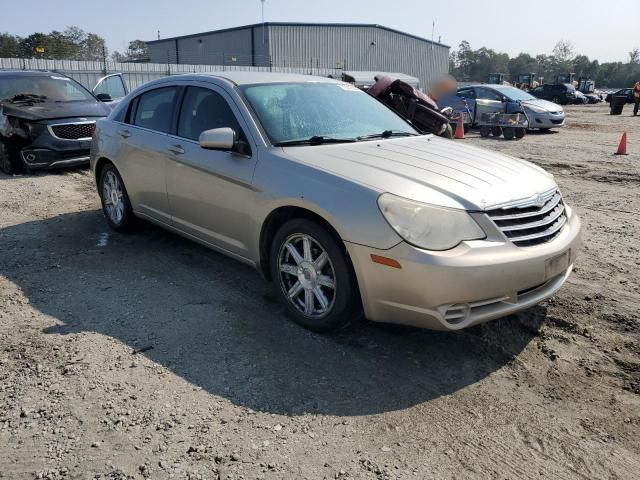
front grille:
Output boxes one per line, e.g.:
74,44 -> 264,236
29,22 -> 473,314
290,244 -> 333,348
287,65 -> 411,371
551,119 -> 564,124
487,190 -> 567,247
49,122 -> 95,140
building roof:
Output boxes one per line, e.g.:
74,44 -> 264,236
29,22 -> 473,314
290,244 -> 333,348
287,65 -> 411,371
193,71 -> 343,85
147,22 -> 449,48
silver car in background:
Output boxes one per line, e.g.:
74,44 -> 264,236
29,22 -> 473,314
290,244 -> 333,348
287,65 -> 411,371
90,72 -> 581,332
455,85 -> 566,131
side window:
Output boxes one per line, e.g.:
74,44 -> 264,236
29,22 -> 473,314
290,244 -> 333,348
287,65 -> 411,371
177,87 -> 244,141
94,75 -> 127,100
457,88 -> 475,99
132,87 -> 179,133
476,87 -> 503,101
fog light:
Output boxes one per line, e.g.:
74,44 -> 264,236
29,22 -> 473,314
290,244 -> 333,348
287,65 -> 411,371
443,304 -> 470,325
25,153 -> 37,162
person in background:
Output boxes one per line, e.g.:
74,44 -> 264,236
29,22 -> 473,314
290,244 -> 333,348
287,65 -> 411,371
634,81 -> 640,116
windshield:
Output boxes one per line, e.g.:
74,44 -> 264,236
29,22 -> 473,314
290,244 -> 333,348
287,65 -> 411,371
240,82 -> 417,145
0,75 -> 94,103
495,86 -> 537,102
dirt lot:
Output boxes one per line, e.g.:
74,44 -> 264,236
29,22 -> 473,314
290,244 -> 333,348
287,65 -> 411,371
1,103 -> 639,479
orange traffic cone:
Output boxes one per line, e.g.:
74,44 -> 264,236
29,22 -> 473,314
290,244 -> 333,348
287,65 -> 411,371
454,114 -> 465,139
615,131 -> 628,155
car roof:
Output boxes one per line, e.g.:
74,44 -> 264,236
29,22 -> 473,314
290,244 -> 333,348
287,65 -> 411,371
191,71 -> 342,86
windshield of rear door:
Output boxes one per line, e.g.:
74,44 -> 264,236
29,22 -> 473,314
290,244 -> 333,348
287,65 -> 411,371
495,86 -> 537,102
0,74 -> 95,103
239,82 -> 417,145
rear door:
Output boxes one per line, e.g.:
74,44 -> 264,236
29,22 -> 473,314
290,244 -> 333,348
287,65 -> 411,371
165,84 -> 258,259
117,86 -> 180,224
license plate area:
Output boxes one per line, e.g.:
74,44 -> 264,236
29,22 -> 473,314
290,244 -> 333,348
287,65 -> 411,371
545,249 -> 571,280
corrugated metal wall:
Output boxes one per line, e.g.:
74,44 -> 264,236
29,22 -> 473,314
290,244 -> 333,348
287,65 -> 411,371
146,24 -> 449,90
148,27 -> 271,67
268,25 -> 449,90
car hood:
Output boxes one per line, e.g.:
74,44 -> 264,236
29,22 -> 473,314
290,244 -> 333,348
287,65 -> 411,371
281,135 -> 557,211
0,99 -> 110,122
521,99 -> 563,112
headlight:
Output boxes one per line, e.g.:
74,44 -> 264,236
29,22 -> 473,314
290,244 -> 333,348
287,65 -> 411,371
377,193 -> 485,250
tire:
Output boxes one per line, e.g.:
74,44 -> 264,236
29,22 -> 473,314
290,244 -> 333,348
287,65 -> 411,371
269,218 -> 361,332
479,126 -> 491,137
503,127 -> 515,140
491,127 -> 502,137
515,127 -> 526,139
539,128 -> 551,132
98,163 -> 135,231
0,142 -> 24,175
551,96 -> 561,104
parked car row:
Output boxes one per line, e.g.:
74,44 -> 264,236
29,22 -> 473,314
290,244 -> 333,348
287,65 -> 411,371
1,69 -> 582,333
604,88 -> 637,104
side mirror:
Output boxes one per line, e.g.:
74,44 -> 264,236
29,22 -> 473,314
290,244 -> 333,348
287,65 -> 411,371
95,93 -> 112,102
199,127 -> 236,151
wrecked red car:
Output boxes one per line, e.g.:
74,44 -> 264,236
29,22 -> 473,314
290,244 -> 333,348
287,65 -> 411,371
0,71 -> 111,174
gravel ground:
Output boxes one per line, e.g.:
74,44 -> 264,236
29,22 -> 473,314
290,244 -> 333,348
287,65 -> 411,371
1,103 -> 639,479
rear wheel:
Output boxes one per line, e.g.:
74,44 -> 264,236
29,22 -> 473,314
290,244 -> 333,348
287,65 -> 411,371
479,126 -> 491,137
270,219 -> 361,332
98,163 -> 134,231
515,127 -> 526,139
503,127 -> 515,140
551,96 -> 561,104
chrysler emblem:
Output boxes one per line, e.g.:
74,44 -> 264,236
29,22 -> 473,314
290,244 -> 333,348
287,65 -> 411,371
533,194 -> 545,207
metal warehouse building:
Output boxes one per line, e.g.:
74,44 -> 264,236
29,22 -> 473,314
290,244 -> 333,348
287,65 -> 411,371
147,22 -> 449,90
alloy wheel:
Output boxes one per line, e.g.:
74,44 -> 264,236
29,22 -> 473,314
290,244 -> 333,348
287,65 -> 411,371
102,170 -> 125,225
277,233 -> 337,319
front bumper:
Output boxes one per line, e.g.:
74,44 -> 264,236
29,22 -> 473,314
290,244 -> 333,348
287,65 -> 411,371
346,210 -> 581,330
20,145 -> 91,169
9,118 -> 95,170
528,111 -> 566,129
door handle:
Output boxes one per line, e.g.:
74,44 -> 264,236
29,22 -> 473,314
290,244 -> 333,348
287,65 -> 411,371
167,144 -> 185,155
117,129 -> 131,138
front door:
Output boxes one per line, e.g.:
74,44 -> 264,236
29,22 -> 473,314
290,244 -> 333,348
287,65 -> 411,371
165,84 -> 258,259
474,87 -> 505,121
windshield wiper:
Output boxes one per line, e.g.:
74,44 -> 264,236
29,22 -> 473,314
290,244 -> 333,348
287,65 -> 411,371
357,130 -> 418,140
274,135 -> 357,147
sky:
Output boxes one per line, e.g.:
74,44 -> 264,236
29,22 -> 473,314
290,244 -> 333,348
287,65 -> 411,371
2,0 -> 639,63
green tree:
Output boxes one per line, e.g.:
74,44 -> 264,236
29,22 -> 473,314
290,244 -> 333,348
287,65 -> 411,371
126,40 -> 148,62
0,33 -> 21,57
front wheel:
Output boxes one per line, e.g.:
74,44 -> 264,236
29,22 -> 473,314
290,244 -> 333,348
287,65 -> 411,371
270,219 -> 361,332
0,143 -> 24,175
98,163 -> 135,231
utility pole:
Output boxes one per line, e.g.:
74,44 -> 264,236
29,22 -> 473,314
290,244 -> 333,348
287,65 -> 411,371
261,0 -> 266,44
431,21 -> 435,50
157,30 -> 161,40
